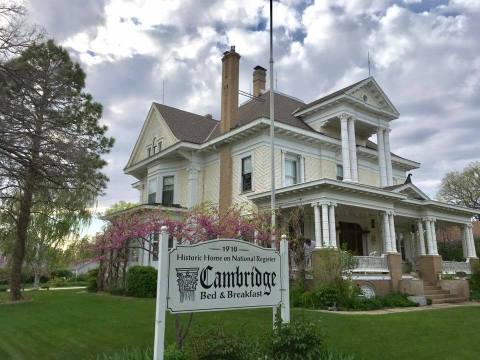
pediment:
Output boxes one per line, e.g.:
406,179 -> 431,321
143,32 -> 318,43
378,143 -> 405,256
390,183 -> 430,201
346,78 -> 399,117
125,104 -> 179,169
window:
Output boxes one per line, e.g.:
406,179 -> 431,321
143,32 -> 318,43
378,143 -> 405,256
162,176 -> 174,206
336,164 -> 344,181
147,178 -> 157,204
241,156 -> 252,192
157,140 -> 162,153
147,147 -> 152,157
284,155 -> 299,186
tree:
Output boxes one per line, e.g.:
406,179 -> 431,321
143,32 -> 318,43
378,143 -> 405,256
0,40 -> 114,300
437,161 -> 480,219
104,201 -> 137,216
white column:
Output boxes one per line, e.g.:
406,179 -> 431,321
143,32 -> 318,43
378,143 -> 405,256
430,219 -> 439,255
340,113 -> 351,181
417,219 -> 426,255
313,203 -> 322,248
389,212 -> 397,252
424,218 -> 433,255
377,128 -> 387,187
321,202 -> 330,248
328,203 -> 336,248
187,167 -> 200,208
462,225 -> 468,259
467,224 -> 477,258
299,156 -> 305,183
383,128 -> 393,186
347,117 -> 358,182
383,212 -> 392,253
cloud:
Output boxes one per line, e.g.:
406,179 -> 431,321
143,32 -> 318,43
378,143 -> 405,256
25,0 -> 480,212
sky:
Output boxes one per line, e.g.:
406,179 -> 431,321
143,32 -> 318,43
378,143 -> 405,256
25,0 -> 480,235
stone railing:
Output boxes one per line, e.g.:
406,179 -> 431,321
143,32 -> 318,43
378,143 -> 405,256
442,261 -> 472,275
352,256 -> 389,273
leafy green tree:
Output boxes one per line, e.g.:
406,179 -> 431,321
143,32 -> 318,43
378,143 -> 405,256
104,201 -> 137,216
437,162 -> 480,219
0,40 -> 114,300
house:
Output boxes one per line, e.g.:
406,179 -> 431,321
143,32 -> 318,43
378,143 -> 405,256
123,46 -> 478,302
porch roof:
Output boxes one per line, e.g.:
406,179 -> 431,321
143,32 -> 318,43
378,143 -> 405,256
247,178 -> 478,217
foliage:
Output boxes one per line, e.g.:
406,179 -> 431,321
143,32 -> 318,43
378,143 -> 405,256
0,39 -> 114,300
190,326 -> 259,360
108,286 -> 126,296
437,162 -> 480,219
268,319 -> 324,360
126,266 -> 157,298
104,201 -> 138,216
86,268 -> 99,292
48,277 -> 68,288
51,269 -> 74,279
95,345 -> 186,360
295,281 -> 416,311
438,240 -> 465,261
469,262 -> 480,300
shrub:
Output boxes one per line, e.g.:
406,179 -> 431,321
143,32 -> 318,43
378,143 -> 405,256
108,286 -> 126,296
126,266 -> 157,298
190,327 -> 258,360
469,262 -> 480,300
302,284 -> 340,309
268,319 -> 324,360
289,286 -> 304,307
0,285 -> 8,292
438,240 -> 464,262
51,269 -> 74,279
86,268 -> 99,292
48,277 -> 68,288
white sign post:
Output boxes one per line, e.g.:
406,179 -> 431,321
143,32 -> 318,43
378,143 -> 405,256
153,226 -> 290,360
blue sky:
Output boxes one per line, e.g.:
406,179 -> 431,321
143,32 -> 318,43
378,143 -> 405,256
26,0 -> 480,236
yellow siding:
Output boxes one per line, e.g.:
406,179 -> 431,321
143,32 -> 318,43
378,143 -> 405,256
131,109 -> 178,165
359,168 -> 380,187
320,159 -> 337,180
304,156 -> 321,182
176,169 -> 188,207
202,161 -> 219,204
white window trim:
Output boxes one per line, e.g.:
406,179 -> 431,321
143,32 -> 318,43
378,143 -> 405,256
239,152 -> 254,193
159,173 -> 177,205
147,176 -> 158,203
283,151 -> 302,187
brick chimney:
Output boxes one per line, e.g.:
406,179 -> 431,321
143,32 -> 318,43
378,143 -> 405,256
219,46 -> 240,214
252,65 -> 266,97
220,46 -> 240,133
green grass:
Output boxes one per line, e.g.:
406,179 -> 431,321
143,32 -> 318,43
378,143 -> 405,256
1,290 -> 480,359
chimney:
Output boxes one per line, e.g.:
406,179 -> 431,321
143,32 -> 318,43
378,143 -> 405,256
218,46 -> 240,215
252,65 -> 266,97
220,46 -> 240,133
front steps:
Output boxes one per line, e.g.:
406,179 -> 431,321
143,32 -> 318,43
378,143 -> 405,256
423,282 -> 466,304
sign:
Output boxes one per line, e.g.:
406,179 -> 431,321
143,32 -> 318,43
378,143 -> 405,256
153,228 -> 290,360
167,240 -> 282,313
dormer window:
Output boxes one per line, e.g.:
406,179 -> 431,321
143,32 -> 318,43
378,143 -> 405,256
152,137 -> 157,154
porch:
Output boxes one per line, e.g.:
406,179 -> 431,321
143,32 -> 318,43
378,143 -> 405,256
249,178 -> 478,296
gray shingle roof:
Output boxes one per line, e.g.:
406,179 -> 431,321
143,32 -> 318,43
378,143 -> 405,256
153,103 -> 218,144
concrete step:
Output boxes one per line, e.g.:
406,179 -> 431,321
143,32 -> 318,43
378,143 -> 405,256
430,297 -> 466,304
425,293 -> 458,300
424,289 -> 450,295
424,285 -> 442,290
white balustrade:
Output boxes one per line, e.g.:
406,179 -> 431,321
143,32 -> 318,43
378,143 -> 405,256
352,256 -> 389,273
442,261 -> 471,275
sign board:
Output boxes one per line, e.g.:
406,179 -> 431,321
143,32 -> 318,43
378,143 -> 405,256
153,228 -> 290,360
167,239 -> 282,313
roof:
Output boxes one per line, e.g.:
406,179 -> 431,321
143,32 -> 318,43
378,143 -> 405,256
153,103 -> 218,144
205,91 -> 313,141
296,77 -> 369,113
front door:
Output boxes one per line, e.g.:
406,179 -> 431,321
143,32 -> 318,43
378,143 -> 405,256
339,222 -> 363,255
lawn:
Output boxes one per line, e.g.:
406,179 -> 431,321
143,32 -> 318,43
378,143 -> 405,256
1,290 -> 480,359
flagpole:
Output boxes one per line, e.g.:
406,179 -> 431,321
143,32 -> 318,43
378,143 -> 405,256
269,0 -> 276,249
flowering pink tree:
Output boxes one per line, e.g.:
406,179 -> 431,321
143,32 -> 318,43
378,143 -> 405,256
92,203 -> 273,348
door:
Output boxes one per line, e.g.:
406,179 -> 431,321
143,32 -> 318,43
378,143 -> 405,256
339,222 -> 364,255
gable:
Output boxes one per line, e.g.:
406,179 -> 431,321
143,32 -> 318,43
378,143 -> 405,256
346,78 -> 399,117
125,105 -> 179,169
391,183 -> 430,201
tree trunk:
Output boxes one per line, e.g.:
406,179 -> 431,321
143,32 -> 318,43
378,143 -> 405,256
10,175 -> 35,300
